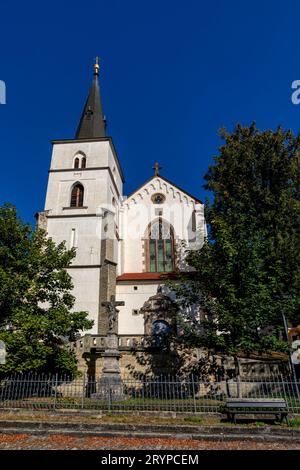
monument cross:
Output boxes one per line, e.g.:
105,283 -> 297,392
98,295 -> 125,394
102,295 -> 125,334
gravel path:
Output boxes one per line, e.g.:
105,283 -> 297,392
0,433 -> 299,450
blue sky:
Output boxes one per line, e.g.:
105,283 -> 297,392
1,0 -> 300,224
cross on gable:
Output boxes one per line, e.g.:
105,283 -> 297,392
152,162 -> 162,176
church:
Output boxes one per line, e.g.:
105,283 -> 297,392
37,59 -> 207,373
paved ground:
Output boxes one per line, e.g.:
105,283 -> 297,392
0,433 -> 299,450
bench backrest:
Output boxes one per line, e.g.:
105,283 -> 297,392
226,399 -> 287,409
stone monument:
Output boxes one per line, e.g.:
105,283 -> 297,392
98,295 -> 125,398
141,286 -> 178,338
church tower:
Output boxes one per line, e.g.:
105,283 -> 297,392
38,59 -> 124,335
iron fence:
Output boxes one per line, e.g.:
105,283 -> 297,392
0,373 -> 300,414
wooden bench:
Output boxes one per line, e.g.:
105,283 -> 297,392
223,398 -> 289,424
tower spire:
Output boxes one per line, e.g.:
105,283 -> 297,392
75,57 -> 106,139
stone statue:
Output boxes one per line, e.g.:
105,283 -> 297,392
107,304 -> 118,333
102,295 -> 125,335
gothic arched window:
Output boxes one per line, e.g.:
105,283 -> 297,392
70,183 -> 84,207
81,157 -> 86,169
148,219 -> 175,272
74,157 -> 80,169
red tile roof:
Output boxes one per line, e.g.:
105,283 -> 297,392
116,272 -> 196,281
117,273 -> 166,281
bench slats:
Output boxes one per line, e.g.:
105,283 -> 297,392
226,398 -> 286,403
224,398 -> 289,424
226,402 -> 286,408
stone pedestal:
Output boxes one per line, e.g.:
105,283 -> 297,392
93,294 -> 126,400
96,333 -> 124,400
101,334 -> 122,380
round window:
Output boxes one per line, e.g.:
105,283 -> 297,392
151,193 -> 166,204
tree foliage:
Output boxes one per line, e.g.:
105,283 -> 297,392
174,123 -> 300,357
0,204 -> 93,375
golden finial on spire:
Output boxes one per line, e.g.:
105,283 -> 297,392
94,56 -> 100,76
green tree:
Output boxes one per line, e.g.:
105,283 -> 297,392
0,204 -> 93,376
174,124 -> 300,362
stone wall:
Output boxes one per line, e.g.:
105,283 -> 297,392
74,345 -> 290,380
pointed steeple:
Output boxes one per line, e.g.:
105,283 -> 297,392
75,57 -> 106,139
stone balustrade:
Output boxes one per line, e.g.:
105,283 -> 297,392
76,334 -> 152,353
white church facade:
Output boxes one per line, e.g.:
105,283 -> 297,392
37,59 -> 207,353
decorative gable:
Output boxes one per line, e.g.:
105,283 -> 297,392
123,176 -> 201,209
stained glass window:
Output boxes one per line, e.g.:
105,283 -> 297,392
148,219 -> 174,272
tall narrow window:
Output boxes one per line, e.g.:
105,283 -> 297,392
74,157 -> 80,169
70,183 -> 84,207
70,228 -> 76,248
192,209 -> 196,232
148,219 -> 174,273
81,157 -> 86,169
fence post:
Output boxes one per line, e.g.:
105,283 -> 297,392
108,382 -> 112,413
237,376 -> 242,398
81,373 -> 86,409
191,375 -> 197,413
53,373 -> 58,411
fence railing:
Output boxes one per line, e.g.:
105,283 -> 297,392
0,374 -> 300,414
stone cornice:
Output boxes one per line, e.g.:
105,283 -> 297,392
49,166 -> 120,198
46,213 -> 98,219
67,265 -> 102,269
51,136 -> 125,183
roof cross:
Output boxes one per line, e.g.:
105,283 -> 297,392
152,162 -> 162,176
